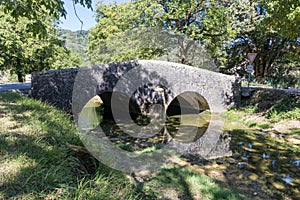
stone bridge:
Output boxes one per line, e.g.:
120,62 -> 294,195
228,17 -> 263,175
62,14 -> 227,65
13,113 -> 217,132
31,60 -> 241,160
31,60 -> 240,112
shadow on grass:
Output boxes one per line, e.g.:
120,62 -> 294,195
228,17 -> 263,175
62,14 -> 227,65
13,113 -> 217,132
0,93 -> 90,198
0,92 -> 148,199
144,166 -> 242,200
3,92 -> 298,199
0,132 -> 77,198
239,90 -> 300,120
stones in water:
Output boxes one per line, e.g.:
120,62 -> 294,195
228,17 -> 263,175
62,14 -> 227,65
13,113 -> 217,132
236,162 -> 248,168
216,158 -> 224,165
272,160 -> 276,166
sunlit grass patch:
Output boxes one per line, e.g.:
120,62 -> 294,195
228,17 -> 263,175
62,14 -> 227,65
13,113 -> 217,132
68,166 -> 143,200
0,155 -> 35,182
290,128 -> 300,135
145,166 -> 244,200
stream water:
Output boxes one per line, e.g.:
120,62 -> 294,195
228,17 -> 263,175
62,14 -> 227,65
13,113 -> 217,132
77,98 -> 300,199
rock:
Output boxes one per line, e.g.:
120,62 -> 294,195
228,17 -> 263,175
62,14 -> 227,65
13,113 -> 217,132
248,173 -> 259,180
228,158 -> 237,164
236,162 -> 248,168
232,153 -> 240,160
216,158 -> 224,165
272,182 -> 285,190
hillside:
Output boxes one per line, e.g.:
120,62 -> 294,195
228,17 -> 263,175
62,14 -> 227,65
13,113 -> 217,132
58,29 -> 90,66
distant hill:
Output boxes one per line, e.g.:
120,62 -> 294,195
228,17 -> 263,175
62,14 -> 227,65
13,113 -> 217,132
58,29 -> 90,66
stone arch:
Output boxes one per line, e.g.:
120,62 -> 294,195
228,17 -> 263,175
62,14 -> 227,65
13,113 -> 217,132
166,91 -> 210,116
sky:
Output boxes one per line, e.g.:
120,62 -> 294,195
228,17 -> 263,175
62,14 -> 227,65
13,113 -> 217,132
59,0 -> 128,31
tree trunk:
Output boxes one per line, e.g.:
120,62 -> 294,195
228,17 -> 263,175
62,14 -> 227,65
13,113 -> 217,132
16,57 -> 24,82
17,72 -> 24,82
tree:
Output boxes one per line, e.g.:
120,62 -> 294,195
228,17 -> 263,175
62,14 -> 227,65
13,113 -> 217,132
0,8 -> 81,82
0,0 -> 92,37
263,0 -> 300,39
223,0 -> 299,83
88,0 -> 235,69
58,29 -> 90,66
88,0 -> 299,84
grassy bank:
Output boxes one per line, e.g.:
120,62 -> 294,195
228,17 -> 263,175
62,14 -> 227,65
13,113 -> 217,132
0,92 -> 243,200
0,92 -> 143,199
226,90 -> 299,127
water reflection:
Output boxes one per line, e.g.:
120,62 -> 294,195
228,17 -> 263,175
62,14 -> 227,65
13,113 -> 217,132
77,95 -> 212,151
223,125 -> 299,198
293,160 -> 300,167
283,175 -> 293,185
165,113 -> 210,143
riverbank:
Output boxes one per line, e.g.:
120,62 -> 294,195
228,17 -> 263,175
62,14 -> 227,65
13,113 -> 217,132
0,90 -> 298,199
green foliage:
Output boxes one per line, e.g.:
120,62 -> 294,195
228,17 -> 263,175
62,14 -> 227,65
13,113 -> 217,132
146,166 -> 244,199
0,8 -> 81,82
88,0 -> 235,67
223,0 -> 300,81
70,166 -> 143,200
89,0 -> 299,79
265,98 -> 300,120
264,0 -> 300,39
229,90 -> 300,122
0,0 -> 92,36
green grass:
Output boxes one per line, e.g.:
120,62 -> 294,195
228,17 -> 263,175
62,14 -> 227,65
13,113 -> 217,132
225,90 -> 300,127
0,92 -> 244,200
0,92 -> 142,199
144,166 -> 243,200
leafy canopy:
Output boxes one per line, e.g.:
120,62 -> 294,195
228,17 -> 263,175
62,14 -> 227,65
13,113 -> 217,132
0,0 -> 93,36
88,0 -> 235,68
223,0 -> 299,84
0,7 -> 81,82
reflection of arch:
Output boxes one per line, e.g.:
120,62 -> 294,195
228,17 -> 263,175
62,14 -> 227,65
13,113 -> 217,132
78,95 -> 103,131
165,91 -> 211,143
78,92 -> 143,131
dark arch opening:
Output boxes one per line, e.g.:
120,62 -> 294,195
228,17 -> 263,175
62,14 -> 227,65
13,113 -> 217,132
165,91 -> 211,143
98,92 -> 142,121
96,91 -> 166,152
166,91 -> 210,116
